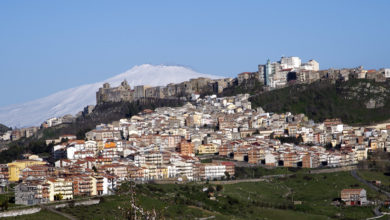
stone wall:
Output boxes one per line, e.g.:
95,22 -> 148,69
0,207 -> 41,218
0,199 -> 101,218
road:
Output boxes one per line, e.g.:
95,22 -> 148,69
350,170 -> 390,198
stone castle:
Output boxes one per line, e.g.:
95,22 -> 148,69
96,77 -> 233,104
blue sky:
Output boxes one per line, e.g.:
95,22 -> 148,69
0,0 -> 389,106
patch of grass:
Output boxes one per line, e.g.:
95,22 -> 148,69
234,166 -> 304,179
357,170 -> 390,185
281,172 -> 378,219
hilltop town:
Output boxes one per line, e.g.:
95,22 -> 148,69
94,56 -> 390,105
0,57 -> 390,218
2,56 -> 390,143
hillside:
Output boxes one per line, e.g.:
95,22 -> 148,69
0,123 -> 10,134
249,79 -> 390,125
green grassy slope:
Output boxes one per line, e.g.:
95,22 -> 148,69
51,171 -> 380,220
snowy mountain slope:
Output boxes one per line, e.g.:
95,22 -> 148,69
0,64 -> 221,127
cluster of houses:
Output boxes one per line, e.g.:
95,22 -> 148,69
1,93 -> 388,206
0,127 -> 38,142
0,115 -> 77,142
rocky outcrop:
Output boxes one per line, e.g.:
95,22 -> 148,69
342,81 -> 388,109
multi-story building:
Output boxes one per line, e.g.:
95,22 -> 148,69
47,178 -> 73,201
220,161 -> 235,177
7,160 -> 47,182
99,164 -> 128,180
72,175 -> 96,196
94,175 -> 109,195
248,148 -> 261,164
171,160 -> 194,180
178,140 -> 194,157
302,154 -> 320,168
15,181 -> 50,205
197,144 -> 218,154
198,163 -> 226,180
283,153 -> 298,167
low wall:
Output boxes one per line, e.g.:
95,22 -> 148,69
0,207 -> 41,218
51,199 -> 100,209
75,199 -> 100,206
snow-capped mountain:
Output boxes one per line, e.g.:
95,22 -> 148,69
0,64 -> 221,127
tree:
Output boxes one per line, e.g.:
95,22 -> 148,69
54,193 -> 63,201
224,171 -> 231,180
0,200 -> 8,211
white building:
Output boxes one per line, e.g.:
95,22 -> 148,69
384,68 -> 390,78
66,146 -> 77,160
44,117 -> 63,127
203,164 -> 226,180
172,160 -> 194,180
94,175 -> 109,195
280,56 -> 302,69
1,131 -> 12,141
265,153 -> 277,166
73,150 -> 94,159
301,60 -> 320,71
66,142 -> 85,159
85,141 -> 98,153
328,153 -> 341,167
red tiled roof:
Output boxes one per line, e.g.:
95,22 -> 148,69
341,188 -> 364,194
